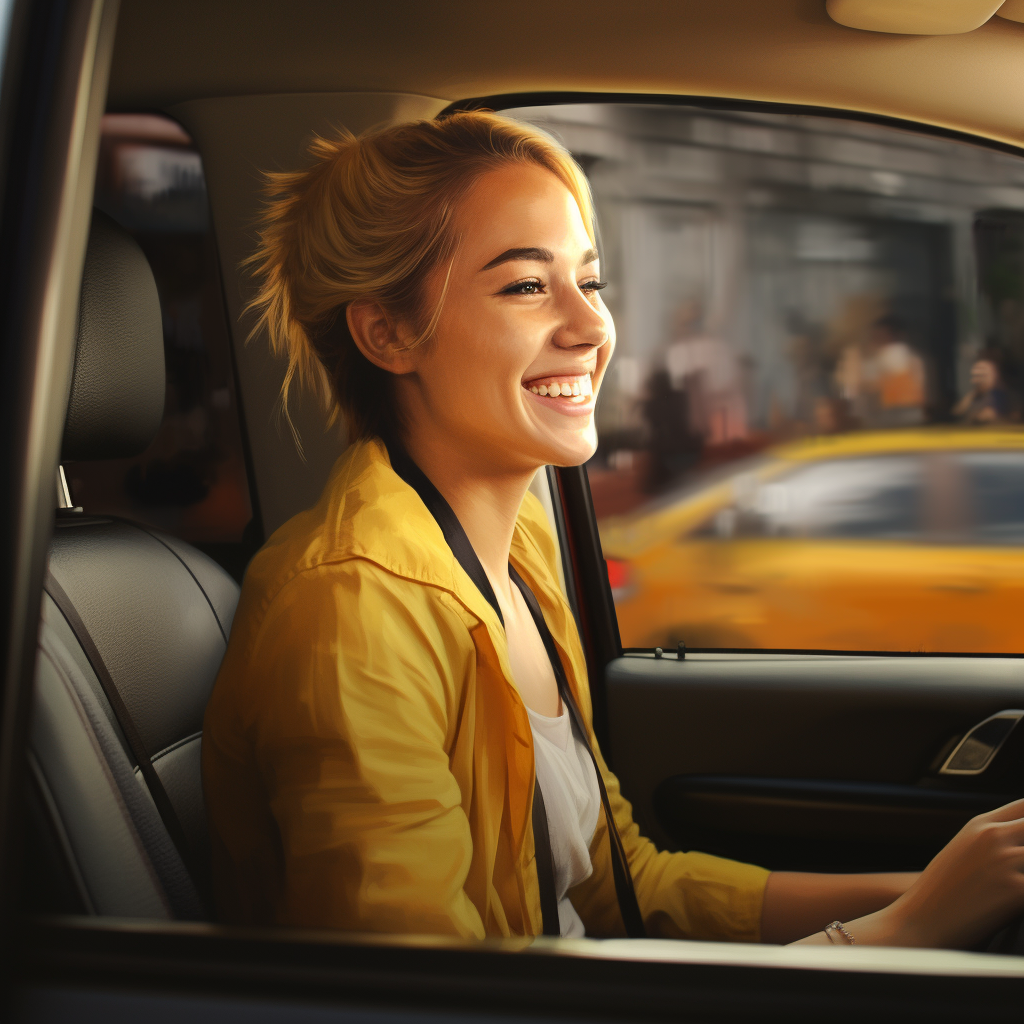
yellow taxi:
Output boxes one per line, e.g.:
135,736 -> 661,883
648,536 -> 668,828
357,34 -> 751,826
600,428 -> 1024,653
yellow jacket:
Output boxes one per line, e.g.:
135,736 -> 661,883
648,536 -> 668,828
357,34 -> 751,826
203,437 -> 769,939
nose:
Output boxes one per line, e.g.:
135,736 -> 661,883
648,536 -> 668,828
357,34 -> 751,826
553,281 -> 613,354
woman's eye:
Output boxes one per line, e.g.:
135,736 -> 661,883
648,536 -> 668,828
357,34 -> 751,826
580,279 -> 608,294
501,279 -> 544,296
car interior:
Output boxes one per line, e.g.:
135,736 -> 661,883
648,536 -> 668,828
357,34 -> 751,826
8,0 -> 1024,1020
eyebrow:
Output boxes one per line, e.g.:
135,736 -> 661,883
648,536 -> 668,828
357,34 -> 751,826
478,246 -> 600,273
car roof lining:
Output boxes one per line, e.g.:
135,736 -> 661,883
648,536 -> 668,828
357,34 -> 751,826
111,0 -> 1024,152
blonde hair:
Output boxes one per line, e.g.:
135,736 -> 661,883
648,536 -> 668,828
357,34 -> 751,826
245,110 -> 596,444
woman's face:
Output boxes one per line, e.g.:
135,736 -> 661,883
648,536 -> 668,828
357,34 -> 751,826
398,161 -> 614,473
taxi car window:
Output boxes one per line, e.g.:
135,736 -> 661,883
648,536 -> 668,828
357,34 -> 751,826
960,451 -> 1024,544
710,455 -> 923,540
64,114 -> 255,581
507,101 -> 1024,654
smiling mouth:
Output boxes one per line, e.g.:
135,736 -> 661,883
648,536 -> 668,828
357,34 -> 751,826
522,373 -> 594,402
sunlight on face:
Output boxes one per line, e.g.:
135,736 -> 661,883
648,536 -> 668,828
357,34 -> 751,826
408,162 -> 615,472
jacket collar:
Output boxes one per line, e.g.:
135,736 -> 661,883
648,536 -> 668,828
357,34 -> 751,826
324,436 -> 557,663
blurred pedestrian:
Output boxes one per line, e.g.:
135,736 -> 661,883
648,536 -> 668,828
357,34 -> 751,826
834,313 -> 925,428
641,367 -> 700,492
954,355 -> 1012,424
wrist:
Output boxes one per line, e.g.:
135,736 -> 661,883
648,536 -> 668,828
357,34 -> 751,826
843,901 -> 919,948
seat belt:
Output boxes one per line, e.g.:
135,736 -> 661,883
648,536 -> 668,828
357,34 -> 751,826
508,564 -> 647,938
383,437 -> 646,939
531,781 -> 561,936
43,569 -> 207,907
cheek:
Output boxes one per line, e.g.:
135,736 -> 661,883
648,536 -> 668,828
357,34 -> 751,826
455,309 -> 538,385
428,315 -> 489,388
425,314 -> 517,401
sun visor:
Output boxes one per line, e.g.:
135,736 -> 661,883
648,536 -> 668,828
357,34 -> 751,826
997,0 -> 1024,22
826,0 -> 1005,35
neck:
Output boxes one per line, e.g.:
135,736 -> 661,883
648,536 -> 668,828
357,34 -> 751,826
398,429 -> 535,602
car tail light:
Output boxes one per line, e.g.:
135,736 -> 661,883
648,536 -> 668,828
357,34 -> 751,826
605,557 -> 633,599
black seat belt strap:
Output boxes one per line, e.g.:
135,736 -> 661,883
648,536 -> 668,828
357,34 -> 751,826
384,435 -> 645,939
385,440 -> 506,625
44,569 -> 204,899
510,565 -> 646,938
531,783 -> 561,936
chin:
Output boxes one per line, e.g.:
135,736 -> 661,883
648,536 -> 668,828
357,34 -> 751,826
542,429 -> 598,469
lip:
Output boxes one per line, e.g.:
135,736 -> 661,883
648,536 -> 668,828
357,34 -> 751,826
521,368 -> 596,388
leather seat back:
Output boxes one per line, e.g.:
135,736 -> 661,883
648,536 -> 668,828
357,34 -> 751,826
28,210 -> 240,919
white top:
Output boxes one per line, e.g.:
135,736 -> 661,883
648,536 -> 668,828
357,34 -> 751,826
527,703 -> 602,937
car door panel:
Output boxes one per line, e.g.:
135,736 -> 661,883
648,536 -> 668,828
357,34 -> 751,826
605,653 -> 1024,872
654,776 -> 1009,873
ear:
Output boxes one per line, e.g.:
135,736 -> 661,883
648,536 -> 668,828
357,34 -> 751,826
346,300 -> 419,375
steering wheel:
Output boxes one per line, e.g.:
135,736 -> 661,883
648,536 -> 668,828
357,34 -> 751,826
988,914 -> 1024,955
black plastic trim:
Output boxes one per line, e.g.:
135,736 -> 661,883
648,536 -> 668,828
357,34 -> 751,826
660,775 -> 1012,812
621,647 -> 1024,659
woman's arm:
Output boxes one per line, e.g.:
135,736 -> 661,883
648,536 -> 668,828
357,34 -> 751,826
248,564 -> 486,937
787,799 -> 1024,948
760,871 -> 917,944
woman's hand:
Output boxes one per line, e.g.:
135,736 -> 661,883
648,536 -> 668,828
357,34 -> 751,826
883,798 -> 1024,949
790,799 -> 1024,948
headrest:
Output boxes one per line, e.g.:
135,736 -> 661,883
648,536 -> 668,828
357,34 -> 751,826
62,209 -> 166,461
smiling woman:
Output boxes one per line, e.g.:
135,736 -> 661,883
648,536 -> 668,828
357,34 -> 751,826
201,111 -> 1024,948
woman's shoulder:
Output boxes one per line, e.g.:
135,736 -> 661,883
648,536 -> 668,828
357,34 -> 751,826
235,438 -> 468,637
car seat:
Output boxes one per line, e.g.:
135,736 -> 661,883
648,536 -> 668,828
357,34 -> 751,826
25,209 -> 240,920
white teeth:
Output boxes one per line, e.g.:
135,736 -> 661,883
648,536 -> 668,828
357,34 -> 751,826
525,374 -> 594,397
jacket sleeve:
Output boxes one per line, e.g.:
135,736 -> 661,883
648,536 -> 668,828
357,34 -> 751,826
248,560 -> 485,937
571,740 -> 770,941
516,491 -> 771,941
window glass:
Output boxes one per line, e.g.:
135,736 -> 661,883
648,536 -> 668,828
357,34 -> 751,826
507,102 -> 1024,653
704,455 -> 923,540
959,451 -> 1024,544
66,114 -> 256,580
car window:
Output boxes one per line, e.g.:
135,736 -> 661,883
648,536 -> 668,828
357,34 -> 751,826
506,101 -> 1024,653
960,450 -> 1024,545
707,455 -> 923,540
64,114 -> 256,580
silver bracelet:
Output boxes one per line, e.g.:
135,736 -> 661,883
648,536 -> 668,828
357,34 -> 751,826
824,920 -> 856,945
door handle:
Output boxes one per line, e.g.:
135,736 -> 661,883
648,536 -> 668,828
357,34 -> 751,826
939,710 -> 1024,776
